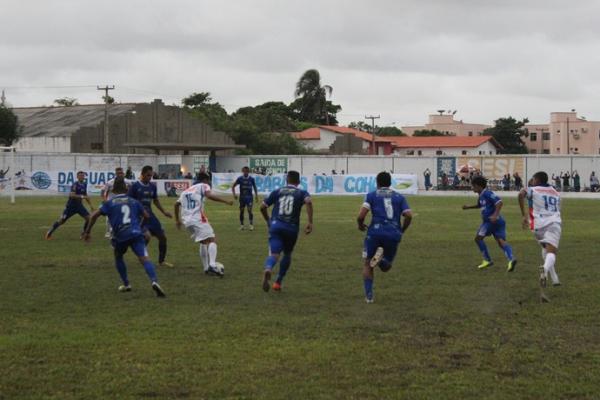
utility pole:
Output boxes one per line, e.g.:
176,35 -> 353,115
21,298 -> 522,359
365,115 -> 380,155
1,89 -> 5,106
97,85 -> 115,153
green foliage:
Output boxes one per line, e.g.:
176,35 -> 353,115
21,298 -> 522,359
53,97 -> 79,106
483,117 -> 529,154
2,196 -> 600,398
413,129 -> 449,137
0,105 -> 21,146
292,69 -> 341,125
348,121 -> 405,136
102,95 -> 115,104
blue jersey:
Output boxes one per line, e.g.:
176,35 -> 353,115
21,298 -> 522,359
363,188 -> 411,234
264,185 -> 310,228
100,194 -> 145,242
128,181 -> 158,214
235,175 -> 256,197
66,181 -> 87,207
478,189 -> 503,222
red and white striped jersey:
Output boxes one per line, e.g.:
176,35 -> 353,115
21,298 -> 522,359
178,183 -> 211,225
527,185 -> 561,230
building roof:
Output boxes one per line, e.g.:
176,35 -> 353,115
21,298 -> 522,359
378,136 -> 502,149
12,103 -> 137,137
122,143 -> 245,151
292,125 -> 378,142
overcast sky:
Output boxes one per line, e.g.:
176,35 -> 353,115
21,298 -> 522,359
2,0 -> 599,126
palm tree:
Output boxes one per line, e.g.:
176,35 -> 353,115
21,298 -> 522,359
294,69 -> 333,124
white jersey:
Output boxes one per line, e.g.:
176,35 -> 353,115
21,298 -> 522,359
103,178 -> 133,200
178,183 -> 211,226
527,185 -> 562,230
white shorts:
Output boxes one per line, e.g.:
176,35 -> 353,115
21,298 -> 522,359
186,223 -> 215,242
534,223 -> 561,249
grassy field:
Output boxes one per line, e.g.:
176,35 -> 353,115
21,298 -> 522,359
1,194 -> 599,399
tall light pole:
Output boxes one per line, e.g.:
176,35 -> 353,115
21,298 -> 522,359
97,85 -> 115,153
365,115 -> 380,155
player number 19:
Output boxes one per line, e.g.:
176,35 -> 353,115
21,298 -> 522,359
542,195 -> 558,212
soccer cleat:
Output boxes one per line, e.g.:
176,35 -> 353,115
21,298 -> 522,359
553,282 -> 561,287
370,247 -> 384,268
507,259 -> 517,272
249,225 -> 254,231
206,265 -> 224,278
118,285 -> 132,292
539,266 -> 547,288
152,282 -> 166,298
262,269 -> 272,292
239,225 -> 246,231
477,260 -> 494,270
159,261 -> 174,268
104,232 -> 112,239
365,297 -> 374,304
44,231 -> 52,240
272,281 -> 282,292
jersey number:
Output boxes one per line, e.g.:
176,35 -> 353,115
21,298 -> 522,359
383,198 -> 394,219
185,193 -> 197,210
542,195 -> 558,212
278,195 -> 294,216
121,204 -> 131,224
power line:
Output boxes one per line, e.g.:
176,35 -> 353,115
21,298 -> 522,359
0,85 -> 97,89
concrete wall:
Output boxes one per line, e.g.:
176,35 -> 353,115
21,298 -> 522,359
392,142 -> 498,157
14,136 -> 71,153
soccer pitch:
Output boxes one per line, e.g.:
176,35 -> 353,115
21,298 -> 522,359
1,195 -> 599,399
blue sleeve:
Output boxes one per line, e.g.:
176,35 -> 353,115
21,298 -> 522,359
127,183 -> 136,198
264,190 -> 277,206
70,183 -> 77,194
234,177 -> 241,185
134,199 -> 144,218
99,201 -> 110,216
152,184 -> 158,199
488,191 -> 501,204
302,190 -> 311,203
399,195 -> 410,213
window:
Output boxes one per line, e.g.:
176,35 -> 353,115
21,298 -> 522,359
435,150 -> 443,155
406,150 -> 414,155
479,151 -> 484,155
417,150 -> 422,156
461,150 -> 467,155
530,132 -> 537,141
543,149 -> 550,154
530,149 -> 537,154
557,130 -> 561,133
543,132 -> 550,140
468,132 -> 473,136
91,143 -> 103,150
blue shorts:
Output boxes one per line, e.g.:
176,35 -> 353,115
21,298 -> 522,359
61,203 -> 89,220
142,213 -> 164,236
112,235 -> 148,258
239,196 -> 254,207
477,219 -> 506,240
364,229 -> 402,263
268,223 -> 299,255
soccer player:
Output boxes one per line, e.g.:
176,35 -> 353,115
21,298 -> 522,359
45,171 -> 95,240
232,166 -> 259,230
83,177 -> 165,297
357,171 -> 413,303
101,167 -> 131,238
174,172 -> 233,276
462,176 -> 517,271
128,165 -> 174,267
260,170 -> 313,292
518,171 -> 561,288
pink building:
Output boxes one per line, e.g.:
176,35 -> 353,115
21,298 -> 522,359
402,113 -> 490,137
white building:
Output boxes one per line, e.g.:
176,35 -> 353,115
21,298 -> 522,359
292,125 -> 375,153
375,136 -> 501,156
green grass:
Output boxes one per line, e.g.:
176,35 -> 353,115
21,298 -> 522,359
1,195 -> 600,399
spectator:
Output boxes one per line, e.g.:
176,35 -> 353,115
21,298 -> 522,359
0,166 -> 9,179
153,171 -> 159,180
125,166 -> 133,179
561,171 -> 571,191
184,172 -> 193,179
572,170 -> 581,192
513,172 -> 523,191
441,173 -> 449,190
341,169 -> 345,175
452,173 -> 460,189
590,172 -> 600,192
502,174 -> 510,191
331,169 -> 337,175
423,168 -> 432,191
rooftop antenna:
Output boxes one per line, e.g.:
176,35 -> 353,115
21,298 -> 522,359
437,109 -> 445,115
452,110 -> 457,115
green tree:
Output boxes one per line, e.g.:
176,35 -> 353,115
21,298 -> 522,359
0,106 -> 22,146
102,95 -> 115,104
413,129 -> 449,137
182,92 -> 230,132
348,121 -> 405,136
53,97 -> 79,106
483,117 -> 529,154
292,69 -> 341,125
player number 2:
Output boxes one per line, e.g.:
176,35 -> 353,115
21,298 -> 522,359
383,198 -> 394,219
121,204 -> 131,224
278,195 -> 294,216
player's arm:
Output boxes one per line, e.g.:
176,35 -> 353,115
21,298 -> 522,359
153,197 -> 172,218
231,179 -> 239,199
518,189 -> 529,229
356,206 -> 369,231
84,192 -> 95,211
304,198 -> 313,235
401,210 -> 413,233
462,203 -> 479,210
206,191 -> 234,206
489,200 -> 502,222
260,202 -> 270,225
174,201 -> 182,230
253,180 -> 259,202
83,210 -> 103,241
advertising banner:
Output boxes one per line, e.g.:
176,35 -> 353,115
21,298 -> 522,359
249,157 -> 288,174
457,156 -> 525,180
212,173 -> 418,196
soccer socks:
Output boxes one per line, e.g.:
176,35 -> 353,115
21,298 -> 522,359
239,210 -> 244,225
544,253 -> 560,284
142,260 -> 158,282
248,211 -> 254,225
115,257 -> 129,286
47,221 -> 60,236
501,243 -> 514,261
476,240 -> 491,261
199,244 -> 209,272
264,255 -> 277,271
158,238 -> 167,263
364,278 -> 374,300
208,242 -> 217,267
276,254 -> 291,283
82,219 -> 89,234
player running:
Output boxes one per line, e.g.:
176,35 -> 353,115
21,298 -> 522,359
463,176 -> 517,271
45,171 -> 95,240
357,171 -> 413,303
101,167 -> 132,238
232,166 -> 259,231
128,165 -> 174,267
174,172 -> 233,277
518,171 -> 561,289
83,177 -> 165,297
260,170 -> 313,292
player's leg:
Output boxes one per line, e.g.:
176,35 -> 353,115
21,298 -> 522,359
131,236 -> 165,297
362,235 -> 378,302
113,241 -> 131,291
493,220 -> 516,271
538,225 -> 561,286
148,215 -> 172,267
474,224 -> 493,269
238,201 -> 246,230
263,231 -> 283,292
543,244 -> 560,286
247,202 -> 254,230
45,209 -> 71,239
78,205 -> 90,237
273,231 -> 298,290
378,235 -> 400,272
